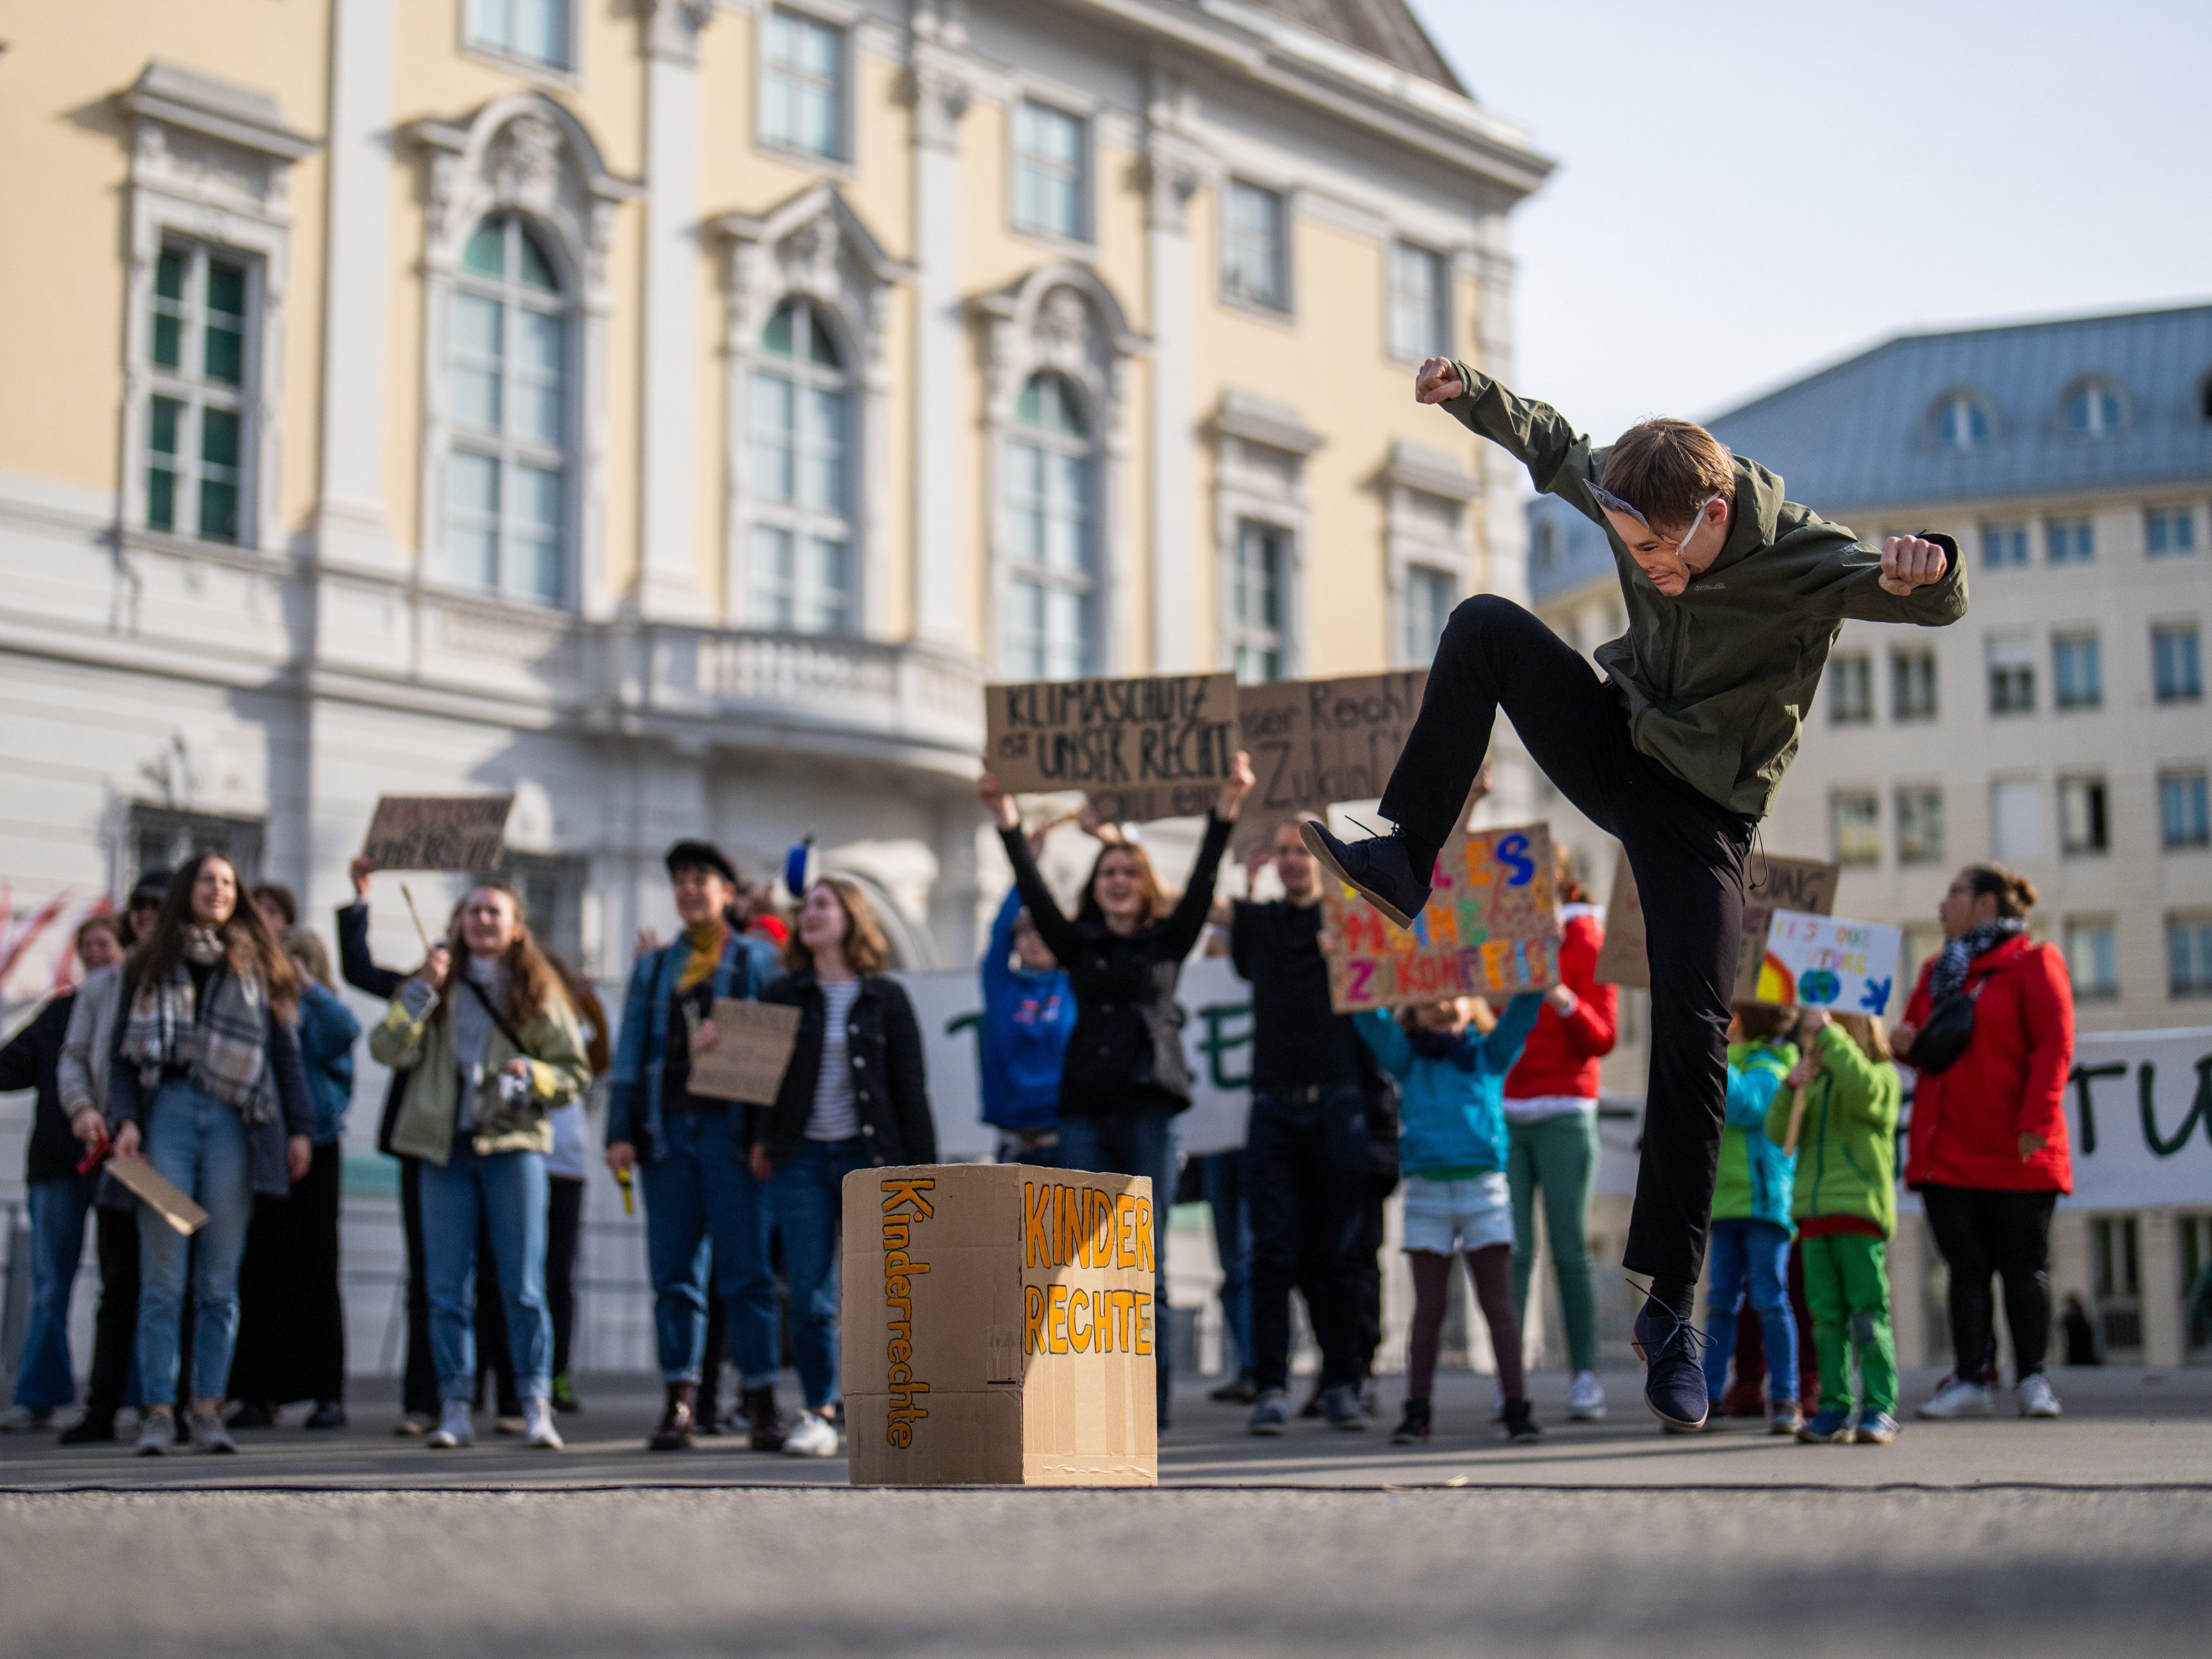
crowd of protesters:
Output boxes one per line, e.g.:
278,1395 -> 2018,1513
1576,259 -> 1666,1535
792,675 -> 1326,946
1,781 -> 2077,1453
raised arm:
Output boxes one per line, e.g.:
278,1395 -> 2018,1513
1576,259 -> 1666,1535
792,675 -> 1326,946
980,767 -> 1085,967
1156,812 -> 1238,964
1420,358 -> 1606,523
1480,991 -> 1546,1074
1353,1008 -> 1413,1081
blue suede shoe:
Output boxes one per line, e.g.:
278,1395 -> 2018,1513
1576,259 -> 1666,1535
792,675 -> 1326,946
1300,821 -> 1432,931
1797,1406 -> 1855,1444
1630,1298 -> 1711,1432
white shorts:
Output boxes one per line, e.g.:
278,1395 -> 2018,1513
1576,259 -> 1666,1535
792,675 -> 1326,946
1402,1170 -> 1515,1256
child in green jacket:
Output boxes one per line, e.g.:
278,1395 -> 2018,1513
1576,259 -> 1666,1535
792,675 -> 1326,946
1771,1009 -> 1902,1444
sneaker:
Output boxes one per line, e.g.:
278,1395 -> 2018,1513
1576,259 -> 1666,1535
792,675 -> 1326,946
1389,1399 -> 1432,1446
743,1385 -> 788,1453
1209,1373 -> 1258,1405
782,1409 -> 840,1458
224,1400 -> 276,1431
1769,1401 -> 1804,1437
1320,1384 -> 1365,1430
2018,1373 -> 2063,1419
1297,1384 -> 1323,1420
494,1414 -> 527,1437
186,1410 -> 238,1455
1247,1389 -> 1290,1437
550,1374 -> 584,1416
304,1401 -> 347,1431
1500,1400 -> 1543,1442
425,1401 -> 475,1450
1630,1296 -> 1711,1432
523,1399 -> 564,1450
1299,821 -> 1432,931
1855,1411 -> 1900,1445
58,1411 -> 118,1446
1489,1378 -> 1505,1422
1916,1378 -> 1992,1419
0,1405 -> 54,1433
1798,1406 -> 1855,1444
1566,1371 -> 1607,1421
393,1411 -> 437,1438
134,1411 -> 174,1457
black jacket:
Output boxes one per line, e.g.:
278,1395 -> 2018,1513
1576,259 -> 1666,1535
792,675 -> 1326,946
753,970 -> 935,1168
336,901 -> 413,1156
1000,812 -> 1233,1118
2,995 -> 81,1186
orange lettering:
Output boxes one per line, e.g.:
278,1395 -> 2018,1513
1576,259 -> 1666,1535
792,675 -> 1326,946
1025,1283 -> 1045,1355
1048,1283 -> 1070,1353
1069,1288 -> 1092,1352
1115,1195 -> 1137,1268
1133,1291 -> 1153,1356
1135,1198 -> 1154,1273
1024,1181 -> 1051,1268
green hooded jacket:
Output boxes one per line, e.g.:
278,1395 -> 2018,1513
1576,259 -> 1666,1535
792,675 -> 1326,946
1766,1020 -> 1900,1237
1442,364 -> 1969,817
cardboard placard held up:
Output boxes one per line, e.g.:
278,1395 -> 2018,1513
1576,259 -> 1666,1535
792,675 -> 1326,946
361,795 -> 514,873
1591,850 -> 1839,992
1592,849 -> 1646,986
842,1165 -> 1157,1487
1757,910 -> 1903,1016
983,674 -> 1238,824
1323,822 -> 1563,1013
684,999 -> 803,1106
106,1156 -> 209,1236
1231,670 -> 1427,856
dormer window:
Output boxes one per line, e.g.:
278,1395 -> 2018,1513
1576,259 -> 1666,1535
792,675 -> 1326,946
2063,378 -> 2126,438
1931,391 -> 1992,452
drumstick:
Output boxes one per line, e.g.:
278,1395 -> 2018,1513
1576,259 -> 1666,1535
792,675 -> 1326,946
398,883 -> 434,952
1782,1084 -> 1809,1156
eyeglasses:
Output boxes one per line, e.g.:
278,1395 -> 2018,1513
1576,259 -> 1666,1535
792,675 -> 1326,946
1590,483 -> 1718,553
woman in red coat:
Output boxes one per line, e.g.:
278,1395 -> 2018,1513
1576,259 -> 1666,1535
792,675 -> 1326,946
1895,863 -> 2072,1422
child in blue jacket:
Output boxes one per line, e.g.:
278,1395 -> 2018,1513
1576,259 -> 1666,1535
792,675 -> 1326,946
1357,990 -> 1544,1443
1699,1003 -> 1802,1435
978,885 -> 1073,1165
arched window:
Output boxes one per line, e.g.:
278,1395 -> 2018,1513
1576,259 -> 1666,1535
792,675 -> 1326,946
2063,378 -> 2126,439
1931,391 -> 1992,451
1004,372 -> 1095,678
749,298 -> 853,632
446,213 -> 569,603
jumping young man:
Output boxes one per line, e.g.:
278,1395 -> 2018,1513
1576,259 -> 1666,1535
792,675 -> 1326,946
1303,357 -> 1966,1430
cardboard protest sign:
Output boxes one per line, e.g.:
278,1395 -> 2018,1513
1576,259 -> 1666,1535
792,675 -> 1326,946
1757,911 -> 1903,1016
361,795 -> 514,872
106,1156 -> 209,1236
684,999 -> 803,1106
1592,850 -> 1838,992
984,674 -> 1238,824
842,1165 -> 1157,1487
1593,849 -> 1646,986
1231,670 -> 1427,855
1322,822 -> 1562,1013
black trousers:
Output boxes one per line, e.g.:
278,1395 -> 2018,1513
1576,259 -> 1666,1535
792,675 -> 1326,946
546,1175 -> 584,1380
85,1204 -> 141,1417
1379,596 -> 1757,1286
1247,1086 -> 1368,1393
1921,1185 -> 2057,1382
229,1139 -> 347,1405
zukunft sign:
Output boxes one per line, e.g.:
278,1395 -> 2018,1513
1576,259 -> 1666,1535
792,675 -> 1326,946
2051,1026 -> 2212,1211
1757,911 -> 1903,1016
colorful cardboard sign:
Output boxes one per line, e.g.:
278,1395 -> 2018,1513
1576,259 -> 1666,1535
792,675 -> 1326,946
983,673 -> 1239,824
1322,822 -> 1562,1013
1758,910 -> 1903,1015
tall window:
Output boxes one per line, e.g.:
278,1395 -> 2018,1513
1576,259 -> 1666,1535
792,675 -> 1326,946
1891,648 -> 1937,721
1229,520 -> 1290,683
1222,181 -> 1288,313
750,299 -> 853,633
1987,636 -> 2035,715
1896,785 -> 1945,866
1979,522 -> 2028,569
1012,101 -> 1086,241
1827,654 -> 1872,724
1388,243 -> 1447,362
2145,506 -> 2197,557
2052,632 -> 2102,710
1400,564 -> 1454,668
465,0 -> 571,70
2046,516 -> 2095,565
2060,776 -> 2109,857
2153,623 -> 2203,703
129,805 -> 265,888
2065,381 -> 2125,437
2161,769 -> 2211,850
2063,918 -> 2119,1002
2171,913 -> 2212,997
1990,779 -> 2042,863
761,8 -> 846,160
1003,373 -> 1095,679
1831,790 -> 1880,867
145,243 -> 251,545
1933,393 -> 1990,450
446,215 -> 568,604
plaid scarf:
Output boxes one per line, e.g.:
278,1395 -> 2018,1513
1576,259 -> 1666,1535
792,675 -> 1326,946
1929,917 -> 2026,1003
119,928 -> 277,1124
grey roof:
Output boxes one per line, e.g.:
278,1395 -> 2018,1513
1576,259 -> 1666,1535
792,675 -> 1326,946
1526,492 -> 1613,603
1703,302 -> 2212,517
1236,0 -> 1467,94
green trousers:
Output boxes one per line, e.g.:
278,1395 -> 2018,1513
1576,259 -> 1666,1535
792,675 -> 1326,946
1505,1107 -> 1600,1375
1801,1231 -> 1897,1416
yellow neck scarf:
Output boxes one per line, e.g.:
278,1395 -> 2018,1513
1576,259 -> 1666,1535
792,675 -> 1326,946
675,919 -> 727,995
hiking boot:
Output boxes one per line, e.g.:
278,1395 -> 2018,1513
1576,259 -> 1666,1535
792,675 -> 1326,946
1855,1412 -> 1900,1445
744,1385 -> 788,1453
1769,1401 -> 1805,1437
523,1398 -> 564,1450
1320,1384 -> 1366,1430
59,1410 -> 117,1446
224,1400 -> 275,1431
1500,1400 -> 1543,1442
304,1401 -> 347,1431
425,1400 -> 475,1450
1798,1406 -> 1855,1444
1631,1297 -> 1711,1432
1915,1377 -> 1992,1419
1247,1389 -> 1290,1436
1299,821 -> 1432,931
1389,1399 -> 1432,1446
186,1409 -> 238,1455
648,1382 -> 697,1452
1209,1373 -> 1258,1405
2017,1373 -> 2062,1419
1566,1371 -> 1606,1421
550,1373 -> 584,1415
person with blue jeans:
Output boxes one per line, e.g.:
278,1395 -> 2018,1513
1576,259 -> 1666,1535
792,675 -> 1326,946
980,752 -> 1256,1432
373,882 -> 590,1453
754,877 -> 935,1457
1698,1004 -> 1801,1435
607,840 -> 783,1453
108,853 -> 315,1456
977,866 -> 1073,1168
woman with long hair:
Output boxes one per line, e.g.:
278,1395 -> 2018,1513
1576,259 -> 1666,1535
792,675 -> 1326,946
751,876 -> 934,1457
107,852 -> 314,1455
370,883 -> 590,1451
1897,863 -> 2073,1421
978,751 -> 1256,1428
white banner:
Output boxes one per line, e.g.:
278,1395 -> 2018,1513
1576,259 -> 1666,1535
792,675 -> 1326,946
2049,1025 -> 2212,1211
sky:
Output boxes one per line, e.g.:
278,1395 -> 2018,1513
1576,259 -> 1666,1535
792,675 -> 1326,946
1409,0 -> 2212,446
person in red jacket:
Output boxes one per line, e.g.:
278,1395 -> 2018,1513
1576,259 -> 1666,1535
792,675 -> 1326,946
1502,846 -> 1620,1421
1896,863 -> 2072,1421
